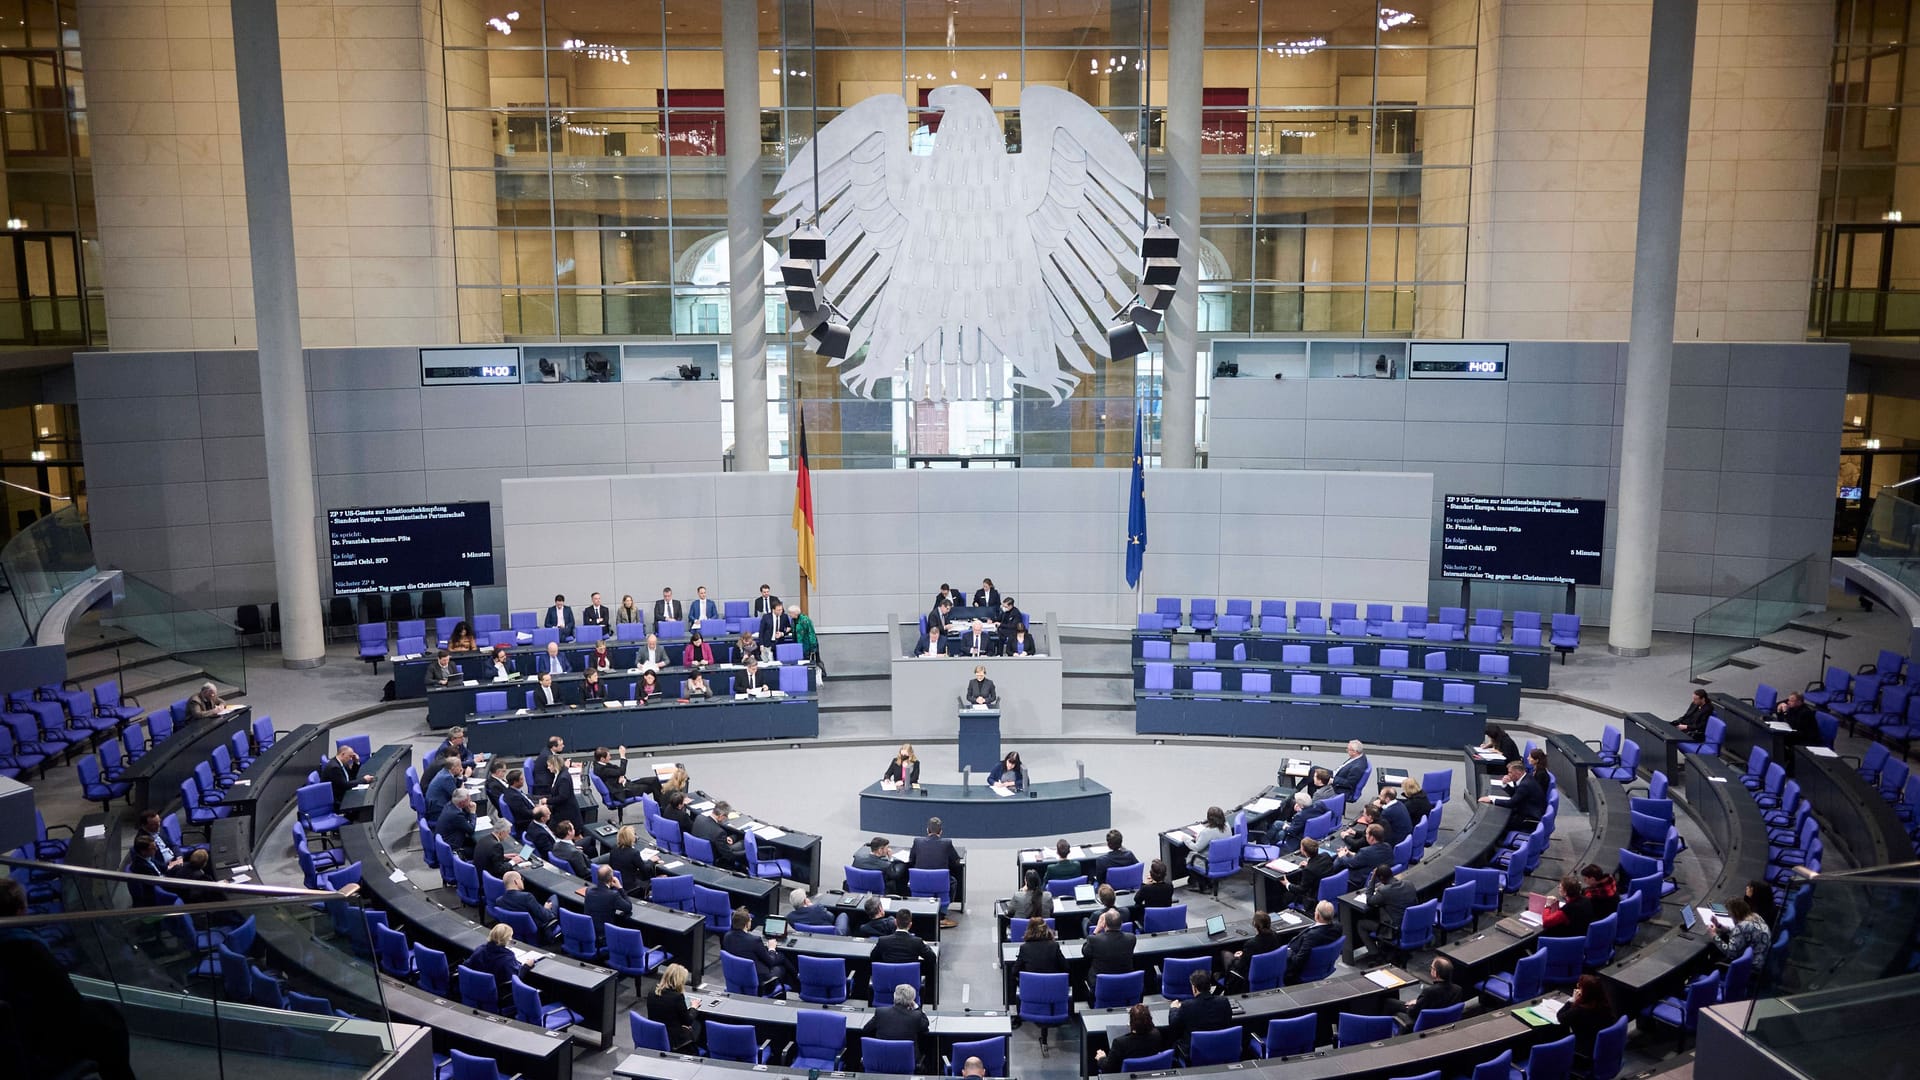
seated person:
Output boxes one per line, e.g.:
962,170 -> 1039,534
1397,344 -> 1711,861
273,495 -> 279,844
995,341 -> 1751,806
1094,1004 -> 1167,1073
682,631 -> 714,668
464,923 -> 530,1010
1540,873 -> 1595,937
988,751 -> 1026,792
589,641 -> 614,671
872,984 -> 932,1067
963,664 -> 998,707
1281,836 -> 1336,909
125,836 -> 170,906
1580,863 -> 1618,917
1010,870 -> 1054,919
1394,957 -> 1468,1030
1478,760 -> 1548,827
593,745 -> 641,801
582,864 -> 633,937
487,646 -> 515,680
524,805 -> 558,858
446,621 -> 478,652
1332,824 -> 1392,891
1185,806 -> 1231,873
435,790 -> 478,861
426,650 -> 459,687
852,896 -> 896,937
636,670 -> 663,703
580,667 -> 608,702
684,671 -> 713,699
1082,909 -> 1137,993
1134,859 -> 1175,914
494,870 -> 559,941
1559,974 -> 1619,1059
185,682 -> 227,720
647,963 -> 702,1052
736,631 -> 762,663
1376,788 -> 1413,846
723,907 -> 790,986
883,743 -> 920,789
1166,969 -> 1232,1052
1044,839 -> 1083,881
959,620 -> 995,657
1481,724 -> 1520,763
692,801 -> 746,869
1001,624 -> 1034,656
1095,829 -> 1138,881
473,819 -> 520,879
1675,688 -> 1714,733
737,658 -> 775,695
1357,865 -> 1417,964
973,578 -> 1000,609
1774,691 -> 1822,746
789,887 -> 838,927
1284,901 -> 1342,983
167,848 -> 217,882
1225,909 -> 1284,988
1016,917 -> 1067,974
872,905 -> 938,965
603,824 -> 662,898
547,820 -> 592,879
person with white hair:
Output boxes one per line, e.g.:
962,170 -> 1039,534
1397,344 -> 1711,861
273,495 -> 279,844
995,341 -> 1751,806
871,981 -> 931,1065
1329,740 -> 1370,800
789,603 -> 822,674
186,681 -> 226,720
789,886 -> 837,928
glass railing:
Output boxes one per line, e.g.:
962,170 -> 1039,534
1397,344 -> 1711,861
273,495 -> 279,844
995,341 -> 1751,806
0,855 -> 395,1079
1858,487 -> 1920,599
99,570 -> 248,694
0,502 -> 97,647
1688,553 -> 1824,680
1743,866 -> 1920,1079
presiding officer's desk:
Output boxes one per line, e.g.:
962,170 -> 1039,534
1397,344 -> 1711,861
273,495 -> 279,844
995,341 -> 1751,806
338,751 -> 627,1044
859,778 -> 1111,839
675,985 -> 1010,1064
1073,967 -> 1409,1076
618,1052 -> 1011,1080
1135,657 -> 1522,720
1327,754 -> 1505,963
121,706 -> 252,815
1176,631 -> 1554,690
775,929 -> 943,1005
996,917 -> 1267,1005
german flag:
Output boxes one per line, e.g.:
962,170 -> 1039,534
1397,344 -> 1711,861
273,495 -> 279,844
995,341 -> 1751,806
793,412 -> 817,587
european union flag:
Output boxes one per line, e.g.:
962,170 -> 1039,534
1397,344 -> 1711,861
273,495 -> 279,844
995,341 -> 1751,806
1126,408 -> 1148,589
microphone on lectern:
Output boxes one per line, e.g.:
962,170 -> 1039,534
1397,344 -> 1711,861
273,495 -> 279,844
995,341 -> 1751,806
962,765 -> 971,792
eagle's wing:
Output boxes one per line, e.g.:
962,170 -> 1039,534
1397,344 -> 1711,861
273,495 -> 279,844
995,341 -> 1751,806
1013,85 -> 1147,397
771,94 -> 915,384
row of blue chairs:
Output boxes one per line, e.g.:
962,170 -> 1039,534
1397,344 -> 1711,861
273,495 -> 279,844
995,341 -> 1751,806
1138,599 -> 1581,649
1143,662 -> 1485,706
1145,639 -> 1516,676
0,679 -> 146,779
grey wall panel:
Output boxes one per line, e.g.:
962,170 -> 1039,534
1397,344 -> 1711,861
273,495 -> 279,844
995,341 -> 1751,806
199,394 -> 266,438
208,521 -> 277,567
196,349 -> 262,394
306,347 -> 417,391
424,426 -> 526,470
523,424 -> 626,467
213,562 -> 279,609
1019,469 -> 1122,512
1667,384 -> 1728,427
103,525 -> 214,573
1660,510 -> 1719,554
522,384 -> 627,427
1404,421 -> 1506,462
78,351 -> 198,399
201,437 -> 269,482
1502,463 -> 1611,499
205,479 -> 274,524
309,388 -> 424,434
317,471 -> 427,511
917,511 -> 1020,553
1324,472 -> 1430,518
420,386 -> 526,429
917,468 -> 1016,511
1507,341 -> 1621,382
1327,519 -> 1430,562
819,512 -> 919,554
1505,382 -> 1618,425
1404,380 -> 1508,423
1306,379 -> 1407,421
95,402 -> 201,444
86,440 -> 208,486
1719,430 -> 1835,477
610,474 -> 716,517
1219,514 -> 1323,556
1150,512 -> 1225,555
1304,418 -> 1405,460
1672,343 -> 1731,386
89,483 -> 211,531
313,430 -> 426,475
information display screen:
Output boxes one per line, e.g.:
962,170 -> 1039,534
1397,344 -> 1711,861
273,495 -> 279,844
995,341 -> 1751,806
1442,494 -> 1606,585
328,503 -> 495,595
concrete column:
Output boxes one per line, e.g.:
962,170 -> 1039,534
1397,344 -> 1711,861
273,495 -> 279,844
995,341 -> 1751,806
1160,0 -> 1202,469
230,0 -> 324,668
724,0 -> 769,472
1607,0 -> 1699,656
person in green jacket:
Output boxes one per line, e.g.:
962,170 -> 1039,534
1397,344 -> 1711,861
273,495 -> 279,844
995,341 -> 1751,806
789,603 -> 823,676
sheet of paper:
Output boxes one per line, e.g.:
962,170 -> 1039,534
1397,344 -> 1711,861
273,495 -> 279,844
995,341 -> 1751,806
691,801 -> 716,812
1533,998 -> 1565,1023
605,700 -> 621,708
754,826 -> 787,840
1766,720 -> 1793,732
1266,858 -> 1299,873
1243,798 -> 1282,815
1805,745 -> 1839,758
231,864 -> 253,873
662,860 -> 685,869
82,824 -> 106,839
990,785 -> 1016,797
1708,775 -> 1729,783
1364,970 -> 1409,988
228,874 -> 252,884
389,869 -> 409,883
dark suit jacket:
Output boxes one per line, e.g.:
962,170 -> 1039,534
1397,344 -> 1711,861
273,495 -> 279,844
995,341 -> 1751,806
973,588 -> 1001,609
870,1003 -> 931,1045
790,903 -> 837,926
759,611 -> 793,642
884,758 -> 921,786
1168,990 -> 1233,1046
962,631 -> 993,656
1017,938 -> 1068,973
473,831 -> 514,879
723,928 -> 785,982
1103,1029 -> 1169,1072
964,677 -> 998,705
1082,929 -> 1137,978
853,850 -> 906,893
1495,773 -> 1549,826
1287,852 -> 1337,903
525,821 -> 557,858
872,929 -> 936,966
752,595 -> 783,618
1379,800 -> 1413,845
501,788 -> 536,828
654,598 -> 683,626
1335,839 -> 1393,891
544,605 -> 576,633
909,835 -> 958,872
435,804 -> 476,858
691,812 -> 743,865
1330,755 -> 1370,798
581,604 -> 610,629
1285,922 -> 1342,982
1781,703 -> 1822,746
583,883 -> 632,932
531,683 -> 563,708
550,840 -> 591,879
494,888 -> 557,938
853,914 -> 896,938
321,758 -> 361,804
1399,979 -> 1467,1023
1095,848 -> 1138,880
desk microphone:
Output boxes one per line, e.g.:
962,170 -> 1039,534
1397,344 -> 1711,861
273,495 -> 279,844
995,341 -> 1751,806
1076,759 -> 1086,789
962,765 -> 971,791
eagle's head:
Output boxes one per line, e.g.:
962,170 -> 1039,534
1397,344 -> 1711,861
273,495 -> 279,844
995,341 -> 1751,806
923,85 -> 996,141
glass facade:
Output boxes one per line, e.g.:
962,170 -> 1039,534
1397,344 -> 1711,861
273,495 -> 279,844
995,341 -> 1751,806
0,0 -> 96,346
1814,0 -> 1920,336
443,0 -> 1476,465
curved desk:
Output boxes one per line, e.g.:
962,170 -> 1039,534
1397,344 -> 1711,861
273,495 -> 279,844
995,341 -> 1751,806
1135,658 -> 1522,719
858,779 -> 1111,839
463,694 -> 819,754
1149,631 -> 1554,690
1135,692 -> 1484,748
429,663 -> 817,729
668,987 -> 1010,1068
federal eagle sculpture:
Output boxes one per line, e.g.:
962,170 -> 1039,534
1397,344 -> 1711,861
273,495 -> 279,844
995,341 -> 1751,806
772,85 -> 1152,403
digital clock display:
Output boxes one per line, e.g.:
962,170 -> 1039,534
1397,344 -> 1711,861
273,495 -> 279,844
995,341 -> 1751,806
1407,343 -> 1509,380
421,347 -> 523,386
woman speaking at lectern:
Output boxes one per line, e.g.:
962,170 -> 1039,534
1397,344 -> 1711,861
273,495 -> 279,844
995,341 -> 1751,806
964,665 -> 999,708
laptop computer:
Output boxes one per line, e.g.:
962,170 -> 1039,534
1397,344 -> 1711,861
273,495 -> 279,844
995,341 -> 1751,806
1073,883 -> 1097,903
763,915 -> 788,939
1205,914 -> 1227,938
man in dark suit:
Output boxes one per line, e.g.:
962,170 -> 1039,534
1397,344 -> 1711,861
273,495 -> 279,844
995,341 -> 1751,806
692,801 -> 745,869
996,598 -> 1025,648
530,673 -> 563,709
581,592 -> 611,634
1377,789 -> 1414,846
1284,901 -> 1342,984
1166,969 -> 1233,1052
1081,909 -> 1136,994
1775,691 -> 1823,747
1329,741 -> 1370,800
524,806 -> 558,859
738,659 -> 774,695
760,604 -> 794,645
1333,824 -> 1393,891
1394,957 -> 1468,1029
926,600 -> 953,640
483,759 -> 511,807
1094,830 -> 1138,882
962,620 -> 993,657
752,584 -> 782,620
1282,836 -> 1337,909
423,757 -> 464,821
1478,760 -> 1547,828
436,727 -> 475,769
544,594 -> 576,641
435,790 -> 478,860
688,586 -> 722,634
872,906 -> 937,965
722,907 -> 790,987
548,820 -> 592,879
582,864 -> 632,941
789,887 -> 838,927
653,587 -> 683,631
853,836 -> 906,894
495,870 -> 559,940
852,896 -> 896,937
871,984 -> 932,1067
908,818 -> 960,928
321,744 -> 363,804
1358,864 -> 1418,965
500,769 -> 537,829
126,835 -> 170,906
473,819 -> 519,879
